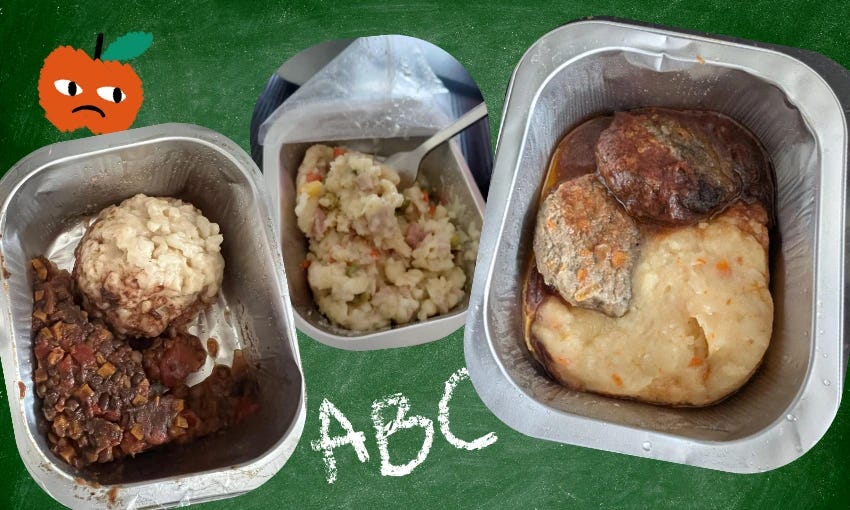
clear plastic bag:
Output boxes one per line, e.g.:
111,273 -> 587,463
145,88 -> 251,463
260,35 -> 453,147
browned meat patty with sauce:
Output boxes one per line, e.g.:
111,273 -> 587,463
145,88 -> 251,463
596,108 -> 773,226
533,174 -> 640,317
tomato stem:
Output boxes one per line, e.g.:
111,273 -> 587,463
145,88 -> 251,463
94,32 -> 104,60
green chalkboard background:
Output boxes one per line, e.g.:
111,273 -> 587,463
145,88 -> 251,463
1,0 -> 849,508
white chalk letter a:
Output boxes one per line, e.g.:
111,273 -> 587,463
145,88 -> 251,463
310,398 -> 370,484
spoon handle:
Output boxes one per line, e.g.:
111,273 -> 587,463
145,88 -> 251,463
414,102 -> 488,158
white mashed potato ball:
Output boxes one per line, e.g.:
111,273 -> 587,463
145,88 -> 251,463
295,144 -> 473,332
74,194 -> 225,338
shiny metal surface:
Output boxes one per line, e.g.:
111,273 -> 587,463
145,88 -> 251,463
386,102 -> 488,188
465,19 -> 849,472
0,124 -> 306,508
267,137 -> 484,350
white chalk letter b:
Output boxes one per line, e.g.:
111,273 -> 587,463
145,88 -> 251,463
310,398 -> 370,484
371,393 -> 434,477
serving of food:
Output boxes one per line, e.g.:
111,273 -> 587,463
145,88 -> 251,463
524,108 -> 775,406
294,144 -> 476,332
30,194 -> 258,468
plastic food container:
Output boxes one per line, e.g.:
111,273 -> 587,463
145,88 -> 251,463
464,18 -> 850,472
0,124 -> 306,508
264,137 -> 484,350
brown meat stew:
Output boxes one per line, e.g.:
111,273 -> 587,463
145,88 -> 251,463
30,257 -> 258,469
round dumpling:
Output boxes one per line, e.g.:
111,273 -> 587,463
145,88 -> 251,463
74,194 -> 224,338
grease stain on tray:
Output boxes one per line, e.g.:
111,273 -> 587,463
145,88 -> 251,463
108,486 -> 119,505
0,251 -> 10,279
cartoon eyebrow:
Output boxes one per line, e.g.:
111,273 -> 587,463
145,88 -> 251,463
71,105 -> 106,117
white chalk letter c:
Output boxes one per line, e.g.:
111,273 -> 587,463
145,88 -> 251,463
438,367 -> 498,450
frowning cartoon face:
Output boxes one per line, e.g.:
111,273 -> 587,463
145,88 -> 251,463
38,46 -> 144,134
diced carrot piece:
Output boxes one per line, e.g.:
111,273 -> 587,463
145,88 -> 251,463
716,259 -> 731,276
31,259 -> 48,281
75,384 -> 94,400
57,444 -> 76,464
576,218 -> 590,231
51,322 -> 68,340
611,250 -> 628,268
130,423 -> 145,440
305,171 -> 322,183
688,357 -> 704,367
97,362 -> 116,378
47,347 -> 64,366
333,147 -> 347,158
302,259 -> 311,269
576,268 -> 588,282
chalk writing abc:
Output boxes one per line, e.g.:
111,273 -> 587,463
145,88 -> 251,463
311,368 -> 498,483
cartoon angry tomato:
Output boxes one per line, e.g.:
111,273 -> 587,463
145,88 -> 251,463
38,32 -> 152,135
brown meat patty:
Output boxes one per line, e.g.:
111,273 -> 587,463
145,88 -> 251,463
533,174 -> 640,317
596,108 -> 773,226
